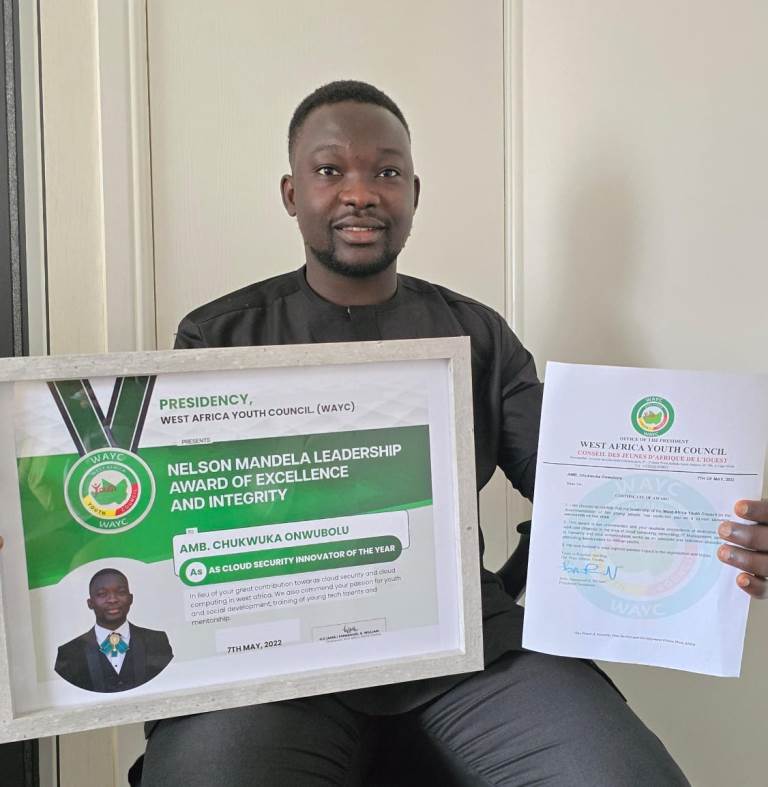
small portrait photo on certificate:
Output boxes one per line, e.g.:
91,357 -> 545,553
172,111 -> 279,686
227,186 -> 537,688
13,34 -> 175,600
54,567 -> 174,694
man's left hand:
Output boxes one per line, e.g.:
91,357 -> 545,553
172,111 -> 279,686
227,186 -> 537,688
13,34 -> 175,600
718,500 -> 768,599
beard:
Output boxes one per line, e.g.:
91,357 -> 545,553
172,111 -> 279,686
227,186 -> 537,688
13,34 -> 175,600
309,235 -> 400,279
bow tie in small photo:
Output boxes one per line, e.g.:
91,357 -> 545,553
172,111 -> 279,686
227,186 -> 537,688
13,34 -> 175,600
100,632 -> 128,657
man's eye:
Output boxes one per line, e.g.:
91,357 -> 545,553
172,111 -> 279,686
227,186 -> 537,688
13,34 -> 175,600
316,166 -> 340,176
378,168 -> 400,178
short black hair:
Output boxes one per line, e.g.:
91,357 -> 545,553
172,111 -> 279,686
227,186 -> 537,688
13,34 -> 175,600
89,568 -> 129,593
288,80 -> 410,160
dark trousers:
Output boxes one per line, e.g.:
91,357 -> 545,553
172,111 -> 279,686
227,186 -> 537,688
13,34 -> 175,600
140,651 -> 689,786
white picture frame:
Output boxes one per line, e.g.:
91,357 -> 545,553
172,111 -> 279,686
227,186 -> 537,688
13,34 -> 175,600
0,336 -> 481,741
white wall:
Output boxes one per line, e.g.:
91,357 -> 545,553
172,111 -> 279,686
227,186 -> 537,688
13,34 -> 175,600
523,0 -> 768,373
522,2 -> 768,785
38,0 -> 105,355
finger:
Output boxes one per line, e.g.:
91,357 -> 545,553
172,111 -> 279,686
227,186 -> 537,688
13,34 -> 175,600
733,499 -> 768,524
736,572 -> 768,600
718,521 -> 768,553
0,535 -> 3,550
717,544 -> 768,578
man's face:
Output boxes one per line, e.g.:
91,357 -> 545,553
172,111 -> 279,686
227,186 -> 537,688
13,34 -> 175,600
87,573 -> 133,629
282,101 -> 419,277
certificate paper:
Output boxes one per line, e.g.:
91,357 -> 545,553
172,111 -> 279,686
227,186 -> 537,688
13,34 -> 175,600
523,363 -> 768,676
0,340 -> 482,741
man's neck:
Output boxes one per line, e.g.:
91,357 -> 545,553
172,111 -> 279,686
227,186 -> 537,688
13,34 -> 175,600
305,261 -> 398,306
96,617 -> 127,630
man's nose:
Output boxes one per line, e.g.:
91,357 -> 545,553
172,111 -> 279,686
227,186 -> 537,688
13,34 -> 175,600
339,176 -> 380,209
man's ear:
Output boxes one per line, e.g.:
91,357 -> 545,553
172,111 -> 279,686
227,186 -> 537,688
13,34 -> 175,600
87,598 -> 94,611
280,174 -> 296,217
413,175 -> 421,211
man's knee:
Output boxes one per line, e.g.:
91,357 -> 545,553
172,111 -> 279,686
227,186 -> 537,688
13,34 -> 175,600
416,652 -> 689,786
141,697 -> 368,787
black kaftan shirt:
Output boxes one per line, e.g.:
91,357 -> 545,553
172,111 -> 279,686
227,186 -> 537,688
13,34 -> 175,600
175,267 -> 543,713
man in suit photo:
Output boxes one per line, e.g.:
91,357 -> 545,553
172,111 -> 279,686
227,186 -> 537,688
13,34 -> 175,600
54,568 -> 173,693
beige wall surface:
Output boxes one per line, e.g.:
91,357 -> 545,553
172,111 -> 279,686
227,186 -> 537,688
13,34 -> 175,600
39,0 -> 106,355
522,2 -> 768,785
147,0 -> 507,349
522,0 -> 768,372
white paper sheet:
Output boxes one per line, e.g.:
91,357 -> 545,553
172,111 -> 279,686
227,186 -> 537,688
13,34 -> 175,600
522,363 -> 768,676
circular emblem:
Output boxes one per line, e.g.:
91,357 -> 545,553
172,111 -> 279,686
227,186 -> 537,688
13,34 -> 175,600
574,474 -> 720,618
184,561 -> 208,583
64,448 -> 155,533
631,396 -> 675,436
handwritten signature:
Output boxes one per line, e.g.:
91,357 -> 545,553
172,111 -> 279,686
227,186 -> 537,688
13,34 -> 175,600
561,560 -> 619,580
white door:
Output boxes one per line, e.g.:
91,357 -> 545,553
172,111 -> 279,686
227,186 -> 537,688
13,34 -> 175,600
147,0 -> 512,350
47,2 -> 522,784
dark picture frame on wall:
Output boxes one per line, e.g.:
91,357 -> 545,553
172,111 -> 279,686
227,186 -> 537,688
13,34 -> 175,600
1,0 -> 37,784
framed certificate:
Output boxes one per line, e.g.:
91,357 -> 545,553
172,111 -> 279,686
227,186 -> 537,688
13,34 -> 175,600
0,337 -> 481,741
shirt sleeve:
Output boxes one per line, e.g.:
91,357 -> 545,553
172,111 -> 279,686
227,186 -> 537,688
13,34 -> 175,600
496,318 -> 542,502
174,316 -> 207,349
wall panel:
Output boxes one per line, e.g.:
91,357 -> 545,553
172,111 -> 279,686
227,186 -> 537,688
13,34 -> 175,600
521,2 -> 768,784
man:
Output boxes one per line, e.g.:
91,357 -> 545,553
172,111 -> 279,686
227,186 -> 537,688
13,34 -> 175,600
55,568 -> 173,693
137,81 -> 768,785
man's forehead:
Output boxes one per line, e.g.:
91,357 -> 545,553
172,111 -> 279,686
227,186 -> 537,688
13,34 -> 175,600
91,573 -> 129,591
306,142 -> 408,159
293,102 -> 411,159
